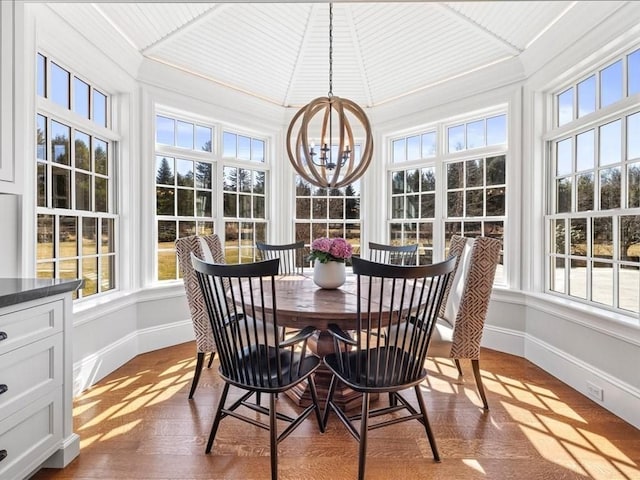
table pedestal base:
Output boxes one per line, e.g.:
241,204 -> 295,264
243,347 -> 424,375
284,331 -> 377,411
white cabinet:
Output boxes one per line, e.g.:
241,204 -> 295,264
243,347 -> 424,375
0,283 -> 79,480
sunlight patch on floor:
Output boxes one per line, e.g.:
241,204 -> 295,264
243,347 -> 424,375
519,424 -> 589,476
161,360 -> 192,376
78,401 -> 128,430
123,384 -> 154,401
578,428 -> 638,465
78,433 -> 102,449
73,399 -> 100,416
100,419 -> 142,441
148,382 -> 189,404
462,458 -> 487,474
501,402 -> 546,429
538,414 -> 594,449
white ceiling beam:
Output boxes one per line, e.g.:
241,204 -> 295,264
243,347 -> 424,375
282,4 -> 319,107
141,3 -> 228,55
345,4 -> 374,108
435,3 -> 522,56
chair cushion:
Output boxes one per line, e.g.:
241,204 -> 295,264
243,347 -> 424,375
441,239 -> 475,326
324,347 -> 425,390
198,236 -> 216,262
426,317 -> 454,358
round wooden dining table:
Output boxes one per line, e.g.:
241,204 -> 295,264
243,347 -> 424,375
252,273 -> 378,411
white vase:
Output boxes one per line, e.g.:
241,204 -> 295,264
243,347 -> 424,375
313,260 -> 346,289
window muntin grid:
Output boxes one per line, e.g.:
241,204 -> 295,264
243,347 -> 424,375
549,43 -> 640,315
444,155 -> 506,280
155,114 -> 216,280
156,115 -> 213,152
556,47 -> 640,127
389,166 -> 436,264
294,177 -> 361,260
222,165 -> 268,264
221,131 -> 268,263
392,131 -> 436,163
548,110 -> 640,314
36,53 -> 116,300
222,131 -> 264,162
446,114 -> 507,153
387,120 -> 507,278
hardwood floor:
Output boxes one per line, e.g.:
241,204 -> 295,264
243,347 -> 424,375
32,342 -> 640,480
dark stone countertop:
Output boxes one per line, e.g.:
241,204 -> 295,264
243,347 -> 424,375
0,278 -> 83,309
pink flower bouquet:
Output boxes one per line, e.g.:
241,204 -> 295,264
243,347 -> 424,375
309,237 -> 353,264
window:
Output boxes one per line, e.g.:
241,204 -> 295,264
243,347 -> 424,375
221,130 -> 267,263
389,167 -> 436,264
388,117 -> 507,277
154,117 -> 269,277
36,53 -> 117,299
447,114 -> 507,152
222,164 -> 267,264
155,114 -> 214,280
295,178 -> 361,259
222,131 -> 264,162
556,47 -> 640,126
445,155 -> 506,279
547,47 -> 640,315
392,131 -> 436,163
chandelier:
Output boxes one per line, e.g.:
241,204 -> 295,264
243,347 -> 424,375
286,3 -> 373,189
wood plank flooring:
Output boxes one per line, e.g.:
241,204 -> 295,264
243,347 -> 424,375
32,342 -> 640,480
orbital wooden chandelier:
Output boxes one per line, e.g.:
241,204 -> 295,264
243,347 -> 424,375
286,3 -> 373,189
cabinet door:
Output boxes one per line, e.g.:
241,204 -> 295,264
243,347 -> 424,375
0,299 -> 63,356
0,334 -> 63,421
0,389 -> 62,480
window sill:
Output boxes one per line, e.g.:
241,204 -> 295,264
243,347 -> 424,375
526,291 -> 640,345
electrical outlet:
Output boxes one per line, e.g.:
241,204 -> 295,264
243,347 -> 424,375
587,381 -> 604,402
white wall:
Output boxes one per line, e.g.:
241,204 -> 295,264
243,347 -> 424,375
1,2 -> 638,430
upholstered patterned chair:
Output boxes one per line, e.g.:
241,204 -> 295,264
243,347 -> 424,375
175,234 -> 224,399
437,235 -> 469,318
428,236 -> 502,409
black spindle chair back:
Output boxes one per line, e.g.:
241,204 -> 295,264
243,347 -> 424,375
256,240 -> 306,275
191,255 -> 324,480
368,241 -> 418,266
322,255 -> 456,480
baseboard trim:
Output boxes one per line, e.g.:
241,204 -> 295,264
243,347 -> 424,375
42,433 -> 80,468
73,320 -> 639,429
482,325 -> 639,429
525,335 -> 640,429
73,319 -> 194,396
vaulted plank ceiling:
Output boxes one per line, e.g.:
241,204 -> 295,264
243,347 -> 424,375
43,2 -> 619,108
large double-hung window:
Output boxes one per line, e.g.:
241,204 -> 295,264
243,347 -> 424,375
221,131 -> 268,264
36,53 -> 117,299
295,178 -> 361,257
546,47 -> 640,315
388,112 -> 507,280
155,114 -> 214,280
154,115 -> 269,279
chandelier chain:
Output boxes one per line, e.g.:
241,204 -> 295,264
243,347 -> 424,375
328,3 -> 333,98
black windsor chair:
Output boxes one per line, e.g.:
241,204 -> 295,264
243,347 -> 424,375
368,241 -> 419,265
256,240 -> 306,275
191,255 -> 324,480
322,255 -> 457,480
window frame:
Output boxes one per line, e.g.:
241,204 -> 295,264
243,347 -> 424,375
545,45 -> 640,317
385,110 -> 508,279
36,52 -> 118,301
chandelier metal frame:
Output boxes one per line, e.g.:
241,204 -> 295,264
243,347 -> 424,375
286,3 -> 373,189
